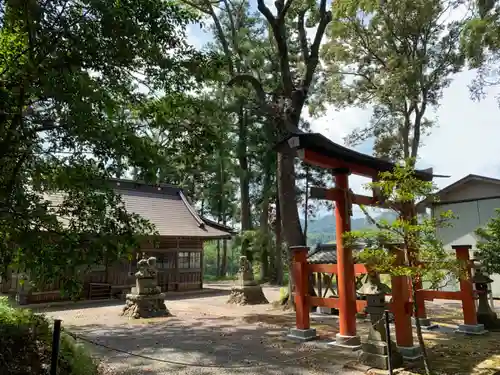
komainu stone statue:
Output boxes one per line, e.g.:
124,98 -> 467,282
122,254 -> 171,319
227,256 -> 268,305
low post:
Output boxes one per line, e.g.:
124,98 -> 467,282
453,245 -> 486,335
50,319 -> 62,375
287,246 -> 317,341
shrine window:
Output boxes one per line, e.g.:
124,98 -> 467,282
190,252 -> 201,268
178,252 -> 190,268
178,251 -> 202,269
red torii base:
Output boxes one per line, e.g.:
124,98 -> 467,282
276,132 -> 484,357
288,244 -> 486,357
414,245 -> 487,335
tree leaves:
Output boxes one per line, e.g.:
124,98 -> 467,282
475,208 -> 500,275
0,0 -> 202,295
321,0 -> 465,160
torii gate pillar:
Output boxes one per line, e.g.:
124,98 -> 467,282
330,168 -> 361,349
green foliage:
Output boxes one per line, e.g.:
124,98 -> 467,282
461,0 -> 500,103
0,0 -> 205,295
0,297 -> 98,375
345,164 -> 462,288
320,0 -> 465,160
475,208 -> 500,274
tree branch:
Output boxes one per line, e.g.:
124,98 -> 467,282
228,74 -> 271,113
302,0 -> 332,90
257,0 -> 294,95
279,0 -> 294,19
297,9 -> 309,64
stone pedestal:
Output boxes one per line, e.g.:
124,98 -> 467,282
456,323 -> 487,335
287,328 -> 317,342
412,317 -> 439,330
122,293 -> 171,319
359,340 -> 403,370
227,285 -> 269,305
397,345 -> 422,361
357,271 -> 402,369
328,333 -> 362,350
227,256 -> 269,306
122,255 -> 171,319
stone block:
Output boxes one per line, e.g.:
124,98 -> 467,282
328,333 -> 362,351
316,306 -> 333,315
456,323 -> 488,335
359,348 -> 403,370
227,285 -> 268,305
122,294 -> 171,319
397,345 -> 422,361
287,328 -> 317,342
412,317 -> 439,330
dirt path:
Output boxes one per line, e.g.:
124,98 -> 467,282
43,286 -> 363,375
40,285 -> 500,375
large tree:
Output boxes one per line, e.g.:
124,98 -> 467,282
230,0 -> 333,248
321,0 -> 464,161
0,0 -> 203,294
463,0 -> 500,103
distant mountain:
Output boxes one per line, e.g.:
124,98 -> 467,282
302,211 -> 398,245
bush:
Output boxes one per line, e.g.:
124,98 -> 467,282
0,297 -> 99,375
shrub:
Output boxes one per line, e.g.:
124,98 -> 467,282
0,297 -> 99,375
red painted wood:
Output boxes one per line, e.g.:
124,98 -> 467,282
308,264 -> 337,273
390,248 -> 414,348
455,246 -> 478,325
292,246 -> 310,330
417,290 -> 463,301
307,263 -> 366,274
334,172 -> 358,337
302,150 -> 378,178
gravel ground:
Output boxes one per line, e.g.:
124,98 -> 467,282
39,284 -> 499,375
41,285 -> 364,375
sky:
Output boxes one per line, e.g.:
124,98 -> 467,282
186,6 -> 500,218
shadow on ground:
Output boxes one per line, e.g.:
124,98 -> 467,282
66,314 -> 356,375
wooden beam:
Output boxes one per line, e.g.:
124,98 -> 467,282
298,149 -> 378,178
309,186 -> 397,209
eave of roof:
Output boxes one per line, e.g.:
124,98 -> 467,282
416,174 -> 500,210
45,179 -> 234,239
275,131 -> 441,182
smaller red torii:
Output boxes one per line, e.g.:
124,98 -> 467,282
276,132 -> 483,355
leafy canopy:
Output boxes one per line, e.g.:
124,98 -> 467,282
475,209 -> 500,274
0,0 -> 203,295
320,0 -> 465,160
346,164 -> 461,287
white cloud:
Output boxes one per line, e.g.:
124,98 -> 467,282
420,70 -> 500,190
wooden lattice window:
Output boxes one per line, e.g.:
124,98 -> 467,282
190,252 -> 201,269
178,252 -> 190,269
178,251 -> 201,269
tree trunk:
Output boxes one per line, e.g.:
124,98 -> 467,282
238,106 -> 252,259
277,151 -> 305,247
259,148 -> 273,281
221,219 -> 228,277
274,190 -> 284,285
412,280 -> 433,375
216,240 -> 221,277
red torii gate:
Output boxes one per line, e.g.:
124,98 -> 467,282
276,132 -> 481,356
